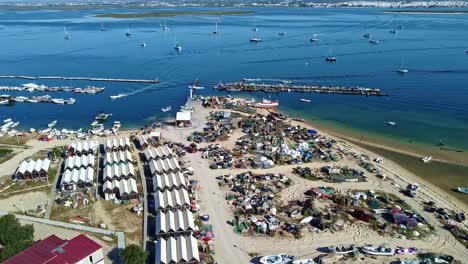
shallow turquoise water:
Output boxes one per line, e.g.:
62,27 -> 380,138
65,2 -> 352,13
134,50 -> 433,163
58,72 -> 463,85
0,7 -> 467,150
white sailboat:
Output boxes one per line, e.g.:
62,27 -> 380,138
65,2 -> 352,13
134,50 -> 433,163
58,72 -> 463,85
141,42 -> 147,47
64,27 -> 70,40
213,22 -> 219,35
325,48 -> 336,62
173,35 -> 182,51
162,20 -> 169,31
100,24 -> 107,31
397,57 -> 409,73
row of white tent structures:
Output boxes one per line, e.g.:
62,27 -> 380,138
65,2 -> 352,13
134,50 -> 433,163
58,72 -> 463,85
64,154 -> 95,170
66,140 -> 98,156
61,167 -> 94,192
15,158 -> 51,182
151,145 -> 200,264
102,137 -> 139,201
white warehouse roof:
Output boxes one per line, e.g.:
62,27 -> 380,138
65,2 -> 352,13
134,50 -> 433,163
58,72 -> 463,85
61,167 -> 94,184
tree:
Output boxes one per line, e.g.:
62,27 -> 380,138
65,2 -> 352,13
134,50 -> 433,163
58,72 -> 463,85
0,214 -> 34,262
120,244 -> 149,264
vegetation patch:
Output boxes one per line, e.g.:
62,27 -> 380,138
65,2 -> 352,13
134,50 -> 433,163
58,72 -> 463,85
0,214 -> 35,262
0,148 -> 14,164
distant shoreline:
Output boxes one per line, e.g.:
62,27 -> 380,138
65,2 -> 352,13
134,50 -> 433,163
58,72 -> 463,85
96,11 -> 254,18
385,10 -> 468,14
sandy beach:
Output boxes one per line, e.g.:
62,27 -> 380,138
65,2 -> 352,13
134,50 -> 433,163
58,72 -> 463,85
0,99 -> 466,263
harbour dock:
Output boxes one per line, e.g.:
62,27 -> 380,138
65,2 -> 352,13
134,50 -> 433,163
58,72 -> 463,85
215,81 -> 388,96
0,75 -> 160,84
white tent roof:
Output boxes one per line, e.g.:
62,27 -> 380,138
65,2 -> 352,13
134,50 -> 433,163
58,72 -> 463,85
68,140 -> 98,154
152,171 -> 186,191
61,167 -> 94,185
155,235 -> 199,264
103,163 -> 135,179
104,150 -> 133,165
106,137 -> 131,150
102,178 -> 138,195
16,159 -> 51,175
143,145 -> 173,161
155,189 -> 190,210
156,209 -> 195,235
176,111 -> 191,122
64,154 -> 95,170
149,157 -> 180,175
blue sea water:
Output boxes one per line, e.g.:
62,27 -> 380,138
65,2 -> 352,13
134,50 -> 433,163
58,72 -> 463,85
0,7 -> 467,150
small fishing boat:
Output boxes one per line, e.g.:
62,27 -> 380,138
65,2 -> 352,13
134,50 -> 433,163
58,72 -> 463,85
162,20 -> 169,31
389,29 -> 398,34
255,99 -> 279,109
64,27 -> 70,40
161,106 -> 172,112
397,68 -> 409,74
369,39 -> 380,44
48,120 -> 57,128
51,98 -> 65,104
100,24 -> 107,31
27,98 -> 38,103
112,121 -> 121,131
361,245 -> 395,256
310,34 -> 320,42
0,99 -> 9,105
363,33 -> 371,38
325,56 -> 336,62
14,96 -> 28,102
125,27 -> 131,37
278,32 -> 286,36
174,44 -> 182,51
250,37 -> 262,42
421,156 -> 432,163
91,120 -> 100,127
292,259 -> 315,264
65,98 -> 76,104
3,118 -> 12,123
396,247 -> 417,255
299,99 -> 311,103
329,245 -> 358,255
260,254 -> 295,264
457,187 -> 468,194
110,94 -> 126,100
95,113 -> 112,121
387,121 -> 397,126
10,122 -> 19,128
141,42 -> 147,47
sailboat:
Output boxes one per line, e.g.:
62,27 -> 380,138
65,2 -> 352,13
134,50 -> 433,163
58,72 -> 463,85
64,27 -> 70,40
310,33 -> 320,42
173,35 -> 182,51
162,20 -> 169,31
397,57 -> 409,73
252,19 -> 258,32
213,22 -> 219,35
325,48 -> 336,62
141,42 -> 147,47
125,27 -> 131,37
100,24 -> 107,31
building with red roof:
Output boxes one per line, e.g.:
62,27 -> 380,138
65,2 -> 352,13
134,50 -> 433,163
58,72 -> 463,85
3,234 -> 104,264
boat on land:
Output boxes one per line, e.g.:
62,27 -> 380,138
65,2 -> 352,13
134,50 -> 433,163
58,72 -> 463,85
361,245 -> 395,256
457,187 -> 468,194
255,99 -> 279,109
329,245 -> 358,255
396,247 -> 417,255
260,254 -> 295,264
292,259 -> 315,264
421,156 -> 432,163
250,37 -> 262,42
300,99 -> 311,103
161,106 -> 171,112
95,113 -> 112,121
48,120 -> 57,128
112,121 -> 121,131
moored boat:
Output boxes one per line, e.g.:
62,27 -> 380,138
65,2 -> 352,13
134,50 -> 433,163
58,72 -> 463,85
369,39 -> 380,44
255,99 -> 279,109
48,120 -> 57,128
95,113 -> 112,121
363,33 -> 371,38
260,253 -> 295,264
161,106 -> 172,112
361,245 -> 395,256
421,156 -> 432,163
250,37 -> 262,42
329,245 -> 358,255
299,99 -> 311,103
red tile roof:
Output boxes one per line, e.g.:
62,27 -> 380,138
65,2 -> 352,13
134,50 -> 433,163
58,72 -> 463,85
3,234 -> 102,264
